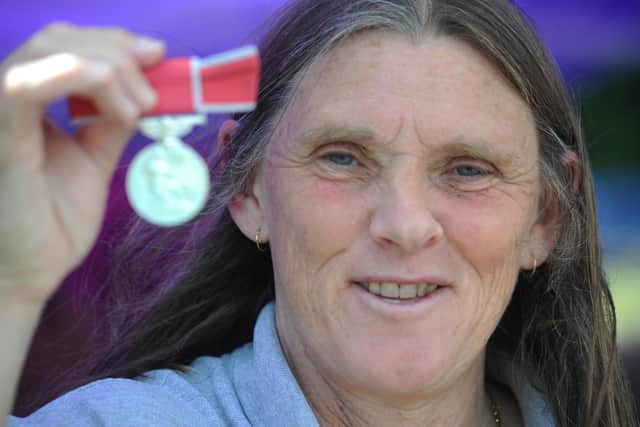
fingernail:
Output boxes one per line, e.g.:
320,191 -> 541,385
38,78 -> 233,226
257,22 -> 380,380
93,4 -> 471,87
134,37 -> 165,53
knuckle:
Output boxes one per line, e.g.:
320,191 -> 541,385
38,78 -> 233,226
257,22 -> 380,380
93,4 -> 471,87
92,62 -> 117,88
108,28 -> 135,48
36,21 -> 73,43
45,21 -> 73,33
23,22 -> 74,59
110,55 -> 133,76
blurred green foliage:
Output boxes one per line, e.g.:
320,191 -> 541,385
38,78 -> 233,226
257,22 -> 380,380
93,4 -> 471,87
580,67 -> 640,171
579,67 -> 640,349
607,258 -> 640,348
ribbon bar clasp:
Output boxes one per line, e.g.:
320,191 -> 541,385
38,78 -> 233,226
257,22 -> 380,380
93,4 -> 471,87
68,45 -> 261,121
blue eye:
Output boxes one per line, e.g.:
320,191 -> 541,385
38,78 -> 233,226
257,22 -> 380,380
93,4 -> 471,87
454,165 -> 484,177
325,152 -> 356,166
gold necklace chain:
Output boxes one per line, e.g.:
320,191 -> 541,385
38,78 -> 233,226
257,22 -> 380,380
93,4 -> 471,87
488,389 -> 502,426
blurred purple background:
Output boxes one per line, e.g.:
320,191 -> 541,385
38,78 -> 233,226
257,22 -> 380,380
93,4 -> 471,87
3,0 -> 640,417
4,0 -> 639,84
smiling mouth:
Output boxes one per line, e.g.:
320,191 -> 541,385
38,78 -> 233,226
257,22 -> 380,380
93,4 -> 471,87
355,282 -> 440,301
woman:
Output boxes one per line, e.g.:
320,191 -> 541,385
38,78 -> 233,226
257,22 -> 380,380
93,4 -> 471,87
1,0 -> 636,426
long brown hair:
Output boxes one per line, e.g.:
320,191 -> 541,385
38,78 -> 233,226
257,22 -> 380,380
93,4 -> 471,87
69,1 -> 637,425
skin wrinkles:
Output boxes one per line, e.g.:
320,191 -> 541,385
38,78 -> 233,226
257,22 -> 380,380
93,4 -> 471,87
279,36 -> 528,423
277,125 -> 537,206
230,30 -> 554,427
278,83 -> 539,199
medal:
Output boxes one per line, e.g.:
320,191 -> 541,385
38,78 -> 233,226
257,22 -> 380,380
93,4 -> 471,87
126,115 -> 209,226
68,46 -> 261,226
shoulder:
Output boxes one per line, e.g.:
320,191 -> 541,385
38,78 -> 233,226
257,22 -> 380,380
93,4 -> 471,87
8,345 -> 255,427
8,375 -> 207,427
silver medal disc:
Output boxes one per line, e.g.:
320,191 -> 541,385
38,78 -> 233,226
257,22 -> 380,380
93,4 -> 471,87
126,142 -> 210,227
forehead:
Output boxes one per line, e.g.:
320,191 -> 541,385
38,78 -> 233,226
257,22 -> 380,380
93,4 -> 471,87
276,31 -> 536,154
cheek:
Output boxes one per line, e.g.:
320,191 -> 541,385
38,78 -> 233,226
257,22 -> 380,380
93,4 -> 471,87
263,168 -> 366,284
262,169 -> 369,343
436,192 -> 533,342
440,191 -> 530,284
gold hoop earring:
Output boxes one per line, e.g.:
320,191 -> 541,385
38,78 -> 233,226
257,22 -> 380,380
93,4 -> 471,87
255,227 -> 265,252
531,257 -> 537,276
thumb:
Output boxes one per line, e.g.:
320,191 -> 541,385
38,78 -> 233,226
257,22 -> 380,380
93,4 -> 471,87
76,120 -> 135,180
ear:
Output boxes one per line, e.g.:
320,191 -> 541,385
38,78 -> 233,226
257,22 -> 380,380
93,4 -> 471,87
227,169 -> 270,246
217,119 -> 240,158
228,181 -> 270,245
521,191 -> 558,271
520,150 -> 581,270
562,150 -> 581,193
220,118 -> 269,243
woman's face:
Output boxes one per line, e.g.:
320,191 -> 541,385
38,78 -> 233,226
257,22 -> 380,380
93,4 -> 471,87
234,32 -> 552,399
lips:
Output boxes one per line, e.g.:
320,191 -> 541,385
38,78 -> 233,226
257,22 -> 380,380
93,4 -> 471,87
356,282 -> 440,299
350,277 -> 450,320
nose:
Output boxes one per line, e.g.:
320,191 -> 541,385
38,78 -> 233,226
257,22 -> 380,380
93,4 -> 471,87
369,175 -> 444,253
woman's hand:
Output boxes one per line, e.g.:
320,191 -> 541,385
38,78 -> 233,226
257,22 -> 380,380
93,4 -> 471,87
0,23 -> 165,305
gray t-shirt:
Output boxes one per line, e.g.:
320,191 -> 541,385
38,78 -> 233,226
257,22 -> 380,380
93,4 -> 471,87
8,302 -> 556,426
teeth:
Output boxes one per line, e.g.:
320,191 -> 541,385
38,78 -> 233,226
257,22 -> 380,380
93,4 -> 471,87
363,282 -> 439,299
417,284 -> 427,297
369,282 -> 380,294
418,284 -> 438,296
398,284 -> 417,299
380,282 -> 399,298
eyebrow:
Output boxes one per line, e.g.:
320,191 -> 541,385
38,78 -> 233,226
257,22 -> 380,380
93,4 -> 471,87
296,125 -> 378,147
440,137 -> 526,167
294,124 -> 526,166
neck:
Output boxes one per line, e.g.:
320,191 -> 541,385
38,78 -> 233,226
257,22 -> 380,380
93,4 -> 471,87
282,344 -> 498,427
312,376 -> 497,427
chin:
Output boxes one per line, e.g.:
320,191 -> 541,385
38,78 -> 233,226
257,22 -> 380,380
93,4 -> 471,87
342,339 -> 461,399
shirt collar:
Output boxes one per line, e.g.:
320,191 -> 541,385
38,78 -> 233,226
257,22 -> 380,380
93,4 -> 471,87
236,301 -> 320,426
242,301 -> 556,426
